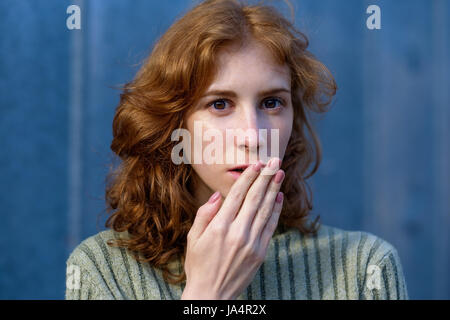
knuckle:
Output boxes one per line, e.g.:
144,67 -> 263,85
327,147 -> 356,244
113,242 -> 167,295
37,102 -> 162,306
211,223 -> 227,236
245,243 -> 263,263
247,190 -> 260,204
228,229 -> 247,247
230,235 -> 245,248
256,208 -> 271,223
254,250 -> 265,263
257,247 -> 267,262
228,190 -> 241,202
195,207 -> 208,219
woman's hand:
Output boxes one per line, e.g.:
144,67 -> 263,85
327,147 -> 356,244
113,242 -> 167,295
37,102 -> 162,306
181,157 -> 285,300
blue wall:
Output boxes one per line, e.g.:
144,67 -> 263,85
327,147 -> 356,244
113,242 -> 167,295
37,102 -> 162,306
0,0 -> 448,299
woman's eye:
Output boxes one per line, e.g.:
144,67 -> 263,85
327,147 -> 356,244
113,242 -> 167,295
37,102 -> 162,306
263,98 -> 283,109
208,99 -> 229,110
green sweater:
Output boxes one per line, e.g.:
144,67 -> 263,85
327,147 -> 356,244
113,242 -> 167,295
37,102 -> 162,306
65,223 -> 409,299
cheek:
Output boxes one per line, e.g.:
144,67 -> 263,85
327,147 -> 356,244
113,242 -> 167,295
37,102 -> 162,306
282,121 -> 293,146
191,163 -> 211,186
191,163 -> 205,178
191,162 -> 224,193
272,113 -> 293,155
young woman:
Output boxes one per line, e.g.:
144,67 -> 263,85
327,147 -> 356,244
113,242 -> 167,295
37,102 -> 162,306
65,0 -> 409,300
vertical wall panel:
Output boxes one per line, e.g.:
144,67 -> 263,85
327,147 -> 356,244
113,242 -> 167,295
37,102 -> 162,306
431,0 -> 450,300
302,0 -> 367,233
0,0 -> 72,298
67,0 -> 84,255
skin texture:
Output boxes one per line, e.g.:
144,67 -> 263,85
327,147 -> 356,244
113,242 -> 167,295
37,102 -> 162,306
180,39 -> 294,299
184,39 -> 294,207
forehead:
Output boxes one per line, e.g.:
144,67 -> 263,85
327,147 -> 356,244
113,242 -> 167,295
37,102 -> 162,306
209,40 -> 291,88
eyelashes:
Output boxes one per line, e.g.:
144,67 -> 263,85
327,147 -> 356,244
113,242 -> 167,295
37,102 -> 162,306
206,97 -> 286,112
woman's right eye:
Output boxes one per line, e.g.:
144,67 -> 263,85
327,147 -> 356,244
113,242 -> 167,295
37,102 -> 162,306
207,99 -> 230,111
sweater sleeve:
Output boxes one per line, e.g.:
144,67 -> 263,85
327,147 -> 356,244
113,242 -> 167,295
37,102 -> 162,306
65,246 -> 117,300
360,246 -> 409,300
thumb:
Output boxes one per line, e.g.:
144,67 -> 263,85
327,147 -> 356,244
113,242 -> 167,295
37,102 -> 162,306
188,191 -> 222,241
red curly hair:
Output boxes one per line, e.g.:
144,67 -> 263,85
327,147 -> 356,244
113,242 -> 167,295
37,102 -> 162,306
105,0 -> 337,285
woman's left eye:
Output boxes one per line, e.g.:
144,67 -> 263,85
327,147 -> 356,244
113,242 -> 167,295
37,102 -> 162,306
263,97 -> 284,109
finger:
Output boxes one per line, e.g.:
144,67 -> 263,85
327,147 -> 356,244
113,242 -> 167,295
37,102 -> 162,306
248,169 -> 284,243
187,191 -> 222,241
212,161 -> 264,225
258,192 -> 283,254
233,157 -> 281,231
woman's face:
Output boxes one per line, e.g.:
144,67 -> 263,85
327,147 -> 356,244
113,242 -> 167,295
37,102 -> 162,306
184,40 -> 294,206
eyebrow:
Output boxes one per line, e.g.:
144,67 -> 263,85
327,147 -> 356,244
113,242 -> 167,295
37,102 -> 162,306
201,87 -> 291,98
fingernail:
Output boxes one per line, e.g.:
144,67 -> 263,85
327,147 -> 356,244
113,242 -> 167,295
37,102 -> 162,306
276,192 -> 283,203
208,191 -> 221,203
274,170 -> 285,183
252,161 -> 262,172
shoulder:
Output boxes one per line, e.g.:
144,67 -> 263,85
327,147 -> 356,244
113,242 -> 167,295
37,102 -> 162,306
313,224 -> 408,299
66,229 -> 183,300
65,229 -> 133,299
66,229 -> 135,297
312,223 -> 401,265
285,223 -> 404,278
66,229 -> 130,271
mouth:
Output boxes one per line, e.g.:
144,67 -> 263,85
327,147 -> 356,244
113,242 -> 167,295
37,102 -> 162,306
227,164 -> 250,180
227,164 -> 250,173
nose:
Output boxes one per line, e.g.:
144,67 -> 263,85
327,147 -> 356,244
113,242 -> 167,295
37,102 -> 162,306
234,107 -> 267,159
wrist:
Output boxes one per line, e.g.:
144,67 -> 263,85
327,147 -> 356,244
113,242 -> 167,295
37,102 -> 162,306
181,283 -> 221,300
